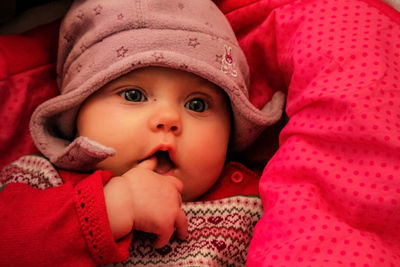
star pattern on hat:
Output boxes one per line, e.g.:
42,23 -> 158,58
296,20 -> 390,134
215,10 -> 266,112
152,52 -> 164,62
188,38 -> 200,48
94,5 -> 103,15
80,44 -> 87,53
63,34 -> 73,43
76,63 -> 82,73
131,61 -> 142,67
215,54 -> 223,63
117,46 -> 128,57
205,22 -> 213,28
76,10 -> 84,20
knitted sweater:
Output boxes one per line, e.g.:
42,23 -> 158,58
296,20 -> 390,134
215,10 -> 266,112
0,155 -> 262,266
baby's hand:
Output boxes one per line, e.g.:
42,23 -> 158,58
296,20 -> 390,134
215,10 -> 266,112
103,157 -> 188,248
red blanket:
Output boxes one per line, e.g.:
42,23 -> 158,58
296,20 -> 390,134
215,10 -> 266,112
0,21 -> 59,169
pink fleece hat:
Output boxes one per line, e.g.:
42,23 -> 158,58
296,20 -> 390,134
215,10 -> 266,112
30,0 -> 284,172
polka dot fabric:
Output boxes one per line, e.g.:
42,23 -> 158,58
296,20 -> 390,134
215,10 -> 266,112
246,0 -> 400,266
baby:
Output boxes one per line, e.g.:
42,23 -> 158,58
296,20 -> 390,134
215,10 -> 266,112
83,65 -> 232,245
0,0 -> 283,266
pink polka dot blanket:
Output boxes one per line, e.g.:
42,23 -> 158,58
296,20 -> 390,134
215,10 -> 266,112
1,0 -> 400,266
222,0 -> 400,266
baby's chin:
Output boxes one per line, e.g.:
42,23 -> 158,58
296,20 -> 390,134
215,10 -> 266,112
181,189 -> 208,202
181,194 -> 196,202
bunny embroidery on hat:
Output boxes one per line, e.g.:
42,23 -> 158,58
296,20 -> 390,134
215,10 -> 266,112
221,45 -> 238,77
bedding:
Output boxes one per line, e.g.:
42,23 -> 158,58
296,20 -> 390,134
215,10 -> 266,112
225,0 -> 400,266
1,0 -> 400,266
0,21 -> 59,170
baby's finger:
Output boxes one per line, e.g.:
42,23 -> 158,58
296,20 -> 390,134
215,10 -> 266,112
153,227 -> 173,249
165,176 -> 184,195
175,209 -> 188,241
136,156 -> 157,171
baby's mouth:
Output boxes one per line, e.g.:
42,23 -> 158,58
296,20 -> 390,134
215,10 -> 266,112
153,150 -> 175,175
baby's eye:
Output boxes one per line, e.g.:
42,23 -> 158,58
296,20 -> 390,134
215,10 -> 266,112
185,98 -> 208,112
120,89 -> 147,102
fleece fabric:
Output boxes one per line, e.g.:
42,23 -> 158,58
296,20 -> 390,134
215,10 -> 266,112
227,0 -> 400,266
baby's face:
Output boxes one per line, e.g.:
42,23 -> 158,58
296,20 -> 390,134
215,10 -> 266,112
77,66 -> 231,201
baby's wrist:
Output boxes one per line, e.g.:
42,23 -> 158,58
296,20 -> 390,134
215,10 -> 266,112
103,176 -> 134,240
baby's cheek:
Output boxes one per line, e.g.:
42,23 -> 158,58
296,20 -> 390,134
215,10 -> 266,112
95,155 -> 127,176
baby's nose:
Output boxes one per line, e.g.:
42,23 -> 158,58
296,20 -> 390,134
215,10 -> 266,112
156,121 -> 180,133
149,108 -> 182,135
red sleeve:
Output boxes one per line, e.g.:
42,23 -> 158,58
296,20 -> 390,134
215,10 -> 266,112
0,170 -> 131,266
